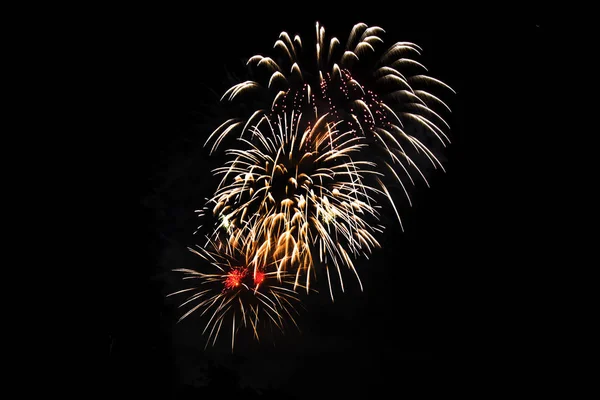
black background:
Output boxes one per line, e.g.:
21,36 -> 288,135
108,7 -> 547,398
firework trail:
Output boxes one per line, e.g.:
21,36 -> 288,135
207,22 -> 454,229
168,236 -> 303,350
199,111 -> 388,299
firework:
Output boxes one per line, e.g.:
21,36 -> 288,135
207,22 -> 454,225
201,111 -> 391,299
168,22 -> 455,347
168,237 -> 303,350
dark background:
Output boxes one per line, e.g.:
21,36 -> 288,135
108,8 -> 546,398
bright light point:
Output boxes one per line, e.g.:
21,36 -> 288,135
220,215 -> 231,230
224,268 -> 247,290
254,271 -> 265,286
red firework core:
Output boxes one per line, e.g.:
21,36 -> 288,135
224,268 -> 247,290
254,271 -> 265,286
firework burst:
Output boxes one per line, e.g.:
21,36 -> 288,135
207,21 -> 454,226
167,21 -> 455,349
200,111 -> 392,299
168,237 -> 303,350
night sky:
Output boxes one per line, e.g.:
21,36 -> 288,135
108,8 -> 546,398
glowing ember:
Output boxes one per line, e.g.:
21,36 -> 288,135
254,271 -> 265,286
224,267 -> 247,290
